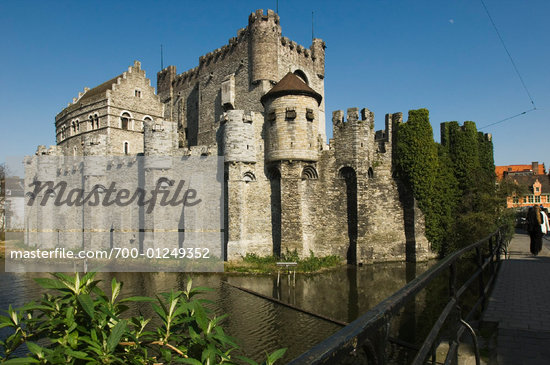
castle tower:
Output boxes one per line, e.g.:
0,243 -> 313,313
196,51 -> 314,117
261,72 -> 322,256
221,110 -> 256,163
311,38 -> 326,80
248,9 -> 281,88
261,72 -> 322,163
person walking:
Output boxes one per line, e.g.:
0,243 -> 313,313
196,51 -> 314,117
541,205 -> 550,236
527,205 -> 543,255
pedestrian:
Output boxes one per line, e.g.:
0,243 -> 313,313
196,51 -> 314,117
541,206 -> 550,236
527,205 -> 543,255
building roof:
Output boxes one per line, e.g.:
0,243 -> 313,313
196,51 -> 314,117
261,72 -> 322,106
61,75 -> 122,115
505,174 -> 550,194
495,163 -> 546,180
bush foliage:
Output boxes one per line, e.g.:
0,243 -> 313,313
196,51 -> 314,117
396,109 -> 513,256
0,272 -> 285,364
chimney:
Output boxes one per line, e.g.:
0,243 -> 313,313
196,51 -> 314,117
532,161 -> 539,174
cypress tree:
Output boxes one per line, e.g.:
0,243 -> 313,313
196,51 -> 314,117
396,109 -> 440,251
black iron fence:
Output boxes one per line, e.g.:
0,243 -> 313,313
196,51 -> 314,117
288,227 -> 509,365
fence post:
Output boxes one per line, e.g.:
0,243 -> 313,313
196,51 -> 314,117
489,237 -> 495,276
476,247 -> 486,312
448,263 -> 459,365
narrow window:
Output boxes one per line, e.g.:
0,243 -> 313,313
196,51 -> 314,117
124,142 -> 129,155
121,112 -> 130,130
285,108 -> 296,120
135,89 -> 141,97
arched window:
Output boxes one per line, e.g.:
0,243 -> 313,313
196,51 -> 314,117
143,116 -> 152,131
156,177 -> 172,190
94,114 -> 99,129
75,119 -> 79,132
293,69 -> 309,85
123,142 -> 129,155
71,121 -> 76,133
89,115 -> 94,130
121,112 -> 131,130
243,171 -> 256,182
301,166 -> 318,180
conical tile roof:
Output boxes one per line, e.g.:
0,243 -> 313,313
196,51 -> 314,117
261,72 -> 322,105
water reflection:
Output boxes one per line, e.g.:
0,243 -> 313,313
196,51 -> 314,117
0,260 -> 433,363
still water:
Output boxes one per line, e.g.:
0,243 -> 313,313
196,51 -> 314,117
0,261 -> 434,363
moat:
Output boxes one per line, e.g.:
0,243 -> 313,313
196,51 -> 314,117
0,260 -> 436,363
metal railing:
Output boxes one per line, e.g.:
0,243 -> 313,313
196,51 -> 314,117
288,227 -> 509,365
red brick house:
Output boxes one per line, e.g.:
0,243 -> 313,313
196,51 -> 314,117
497,162 -> 550,209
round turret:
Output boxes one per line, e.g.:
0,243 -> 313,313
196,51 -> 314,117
261,72 -> 322,162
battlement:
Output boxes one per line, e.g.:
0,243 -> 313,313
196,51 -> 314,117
248,9 -> 280,26
332,108 -> 375,128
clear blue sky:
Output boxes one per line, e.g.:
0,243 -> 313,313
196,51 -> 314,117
1,0 -> 548,169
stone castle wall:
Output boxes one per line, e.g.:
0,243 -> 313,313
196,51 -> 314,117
32,9 -> 435,264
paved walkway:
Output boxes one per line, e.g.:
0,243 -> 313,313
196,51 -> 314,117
482,232 -> 550,364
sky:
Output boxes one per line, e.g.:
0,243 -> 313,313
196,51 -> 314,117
1,0 -> 548,169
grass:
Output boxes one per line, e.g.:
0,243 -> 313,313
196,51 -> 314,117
224,250 -> 344,274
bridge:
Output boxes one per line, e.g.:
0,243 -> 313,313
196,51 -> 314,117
284,228 -> 550,364
482,232 -> 550,364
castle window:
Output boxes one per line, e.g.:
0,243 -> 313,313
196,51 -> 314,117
301,166 -> 318,180
243,172 -> 256,182
121,112 -> 131,130
368,167 -> 374,179
135,89 -> 141,97
513,196 -> 519,204
535,196 -> 541,203
123,142 -> 129,155
306,108 -> 314,121
293,70 -> 309,85
285,108 -> 296,120
143,117 -> 152,131
89,115 -> 94,130
75,120 -> 79,132
71,121 -> 76,133
157,177 -> 172,190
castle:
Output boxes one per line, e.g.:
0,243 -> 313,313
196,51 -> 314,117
36,9 -> 433,264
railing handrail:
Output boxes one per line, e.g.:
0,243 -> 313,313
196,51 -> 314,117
288,227 -> 507,364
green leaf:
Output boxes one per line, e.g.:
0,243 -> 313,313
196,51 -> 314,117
235,356 -> 259,365
119,296 -> 155,303
177,358 -> 203,365
33,277 -> 67,290
2,358 -> 40,364
106,319 -> 127,353
53,272 -> 77,292
77,293 -> 95,320
65,348 -> 93,360
111,278 -> 121,304
25,341 -> 44,356
266,348 -> 287,364
151,303 -> 167,322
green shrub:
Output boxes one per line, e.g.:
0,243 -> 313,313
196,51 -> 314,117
0,272 -> 285,364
